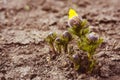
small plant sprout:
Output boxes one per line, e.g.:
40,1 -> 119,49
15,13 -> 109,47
71,53 -> 81,70
54,31 -> 72,54
78,32 -> 103,72
68,9 -> 103,72
45,32 -> 57,54
45,8 -> 103,73
86,32 -> 103,57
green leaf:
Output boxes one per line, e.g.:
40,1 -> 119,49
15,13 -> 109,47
68,28 -> 79,37
82,27 -> 90,35
89,59 -> 95,72
81,19 -> 88,27
97,38 -> 103,45
74,64 -> 80,70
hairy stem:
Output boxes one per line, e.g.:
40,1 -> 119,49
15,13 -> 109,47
87,53 -> 95,72
63,44 -> 68,53
56,45 -> 61,53
50,44 -> 56,54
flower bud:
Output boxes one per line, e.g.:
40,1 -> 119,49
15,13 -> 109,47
47,32 -> 57,40
46,32 -> 57,44
72,53 -> 80,63
48,32 -> 55,37
68,16 -> 82,28
62,31 -> 72,41
87,32 -> 99,42
55,37 -> 62,44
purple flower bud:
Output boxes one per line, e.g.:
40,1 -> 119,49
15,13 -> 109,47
68,16 -> 82,28
72,53 -> 80,62
62,31 -> 72,41
87,32 -> 99,42
55,37 -> 62,44
48,32 -> 56,39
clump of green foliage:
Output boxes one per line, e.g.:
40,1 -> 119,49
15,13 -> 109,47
45,31 -> 72,54
45,11 -> 103,73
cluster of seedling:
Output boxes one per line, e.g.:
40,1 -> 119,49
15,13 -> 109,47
45,31 -> 72,54
45,9 -> 103,73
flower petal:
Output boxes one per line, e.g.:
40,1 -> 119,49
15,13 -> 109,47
69,8 -> 78,19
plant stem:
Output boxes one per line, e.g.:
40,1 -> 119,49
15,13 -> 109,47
56,45 -> 61,53
63,44 -> 68,54
87,53 -> 95,72
68,46 -> 74,55
50,44 -> 56,54
89,59 -> 95,72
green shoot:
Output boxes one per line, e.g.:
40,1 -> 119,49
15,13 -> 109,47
45,32 -> 57,54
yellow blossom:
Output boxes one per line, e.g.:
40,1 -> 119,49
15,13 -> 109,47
69,8 -> 78,19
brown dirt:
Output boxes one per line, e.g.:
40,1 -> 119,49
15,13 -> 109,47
0,0 -> 120,80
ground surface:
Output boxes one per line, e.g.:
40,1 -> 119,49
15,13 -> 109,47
0,0 -> 120,80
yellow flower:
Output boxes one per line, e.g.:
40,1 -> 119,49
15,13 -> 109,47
69,8 -> 78,19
